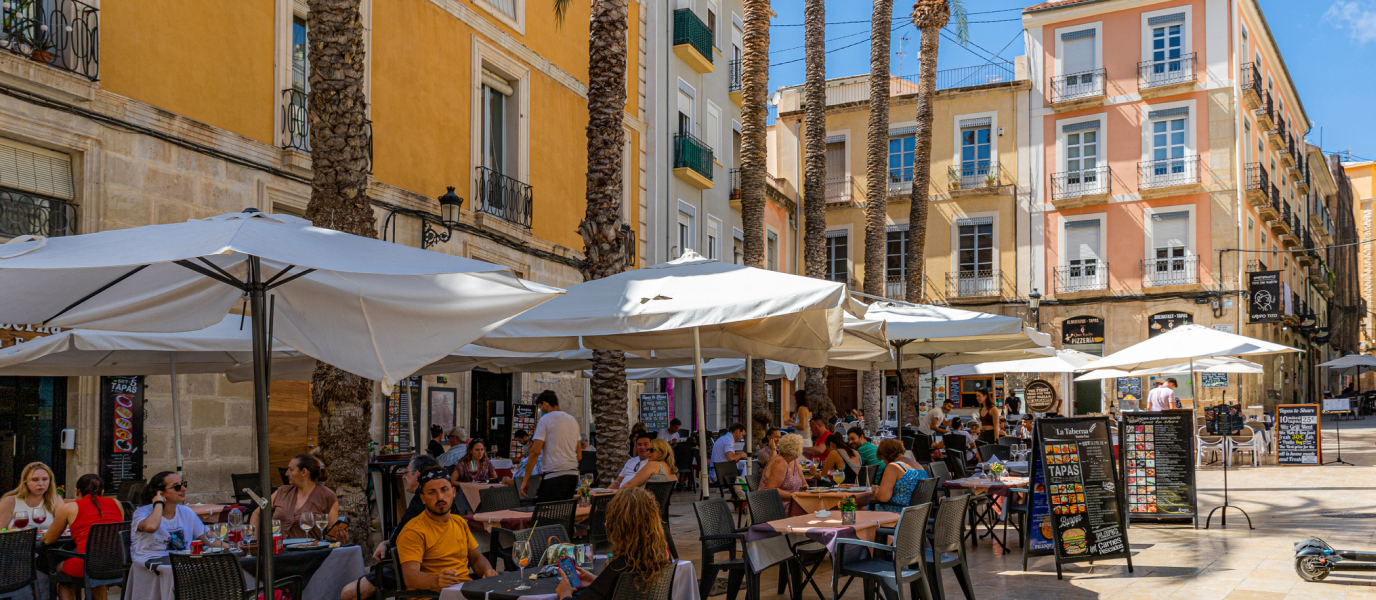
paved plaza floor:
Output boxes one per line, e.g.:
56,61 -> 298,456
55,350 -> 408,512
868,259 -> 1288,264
666,417 -> 1376,600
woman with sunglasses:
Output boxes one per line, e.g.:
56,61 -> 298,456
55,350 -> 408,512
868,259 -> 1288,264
131,471 -> 212,566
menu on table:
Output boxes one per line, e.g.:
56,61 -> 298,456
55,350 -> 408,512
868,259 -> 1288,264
1119,411 -> 1197,524
1036,417 -> 1132,576
1276,404 -> 1321,466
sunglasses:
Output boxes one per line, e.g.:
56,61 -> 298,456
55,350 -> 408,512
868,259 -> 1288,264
167,482 -> 190,492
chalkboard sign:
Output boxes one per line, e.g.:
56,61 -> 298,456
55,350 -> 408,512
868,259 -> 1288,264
1036,417 -> 1133,578
1275,404 -> 1321,465
1120,411 -> 1197,525
1024,380 -> 1058,413
1021,422 -> 1056,570
639,393 -> 670,430
1199,373 -> 1229,388
99,376 -> 145,491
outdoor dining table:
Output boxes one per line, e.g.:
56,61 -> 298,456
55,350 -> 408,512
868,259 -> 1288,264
464,505 -> 592,533
438,558 -> 697,600
124,544 -> 366,600
942,476 -> 1029,554
786,487 -> 875,516
458,482 -> 506,514
188,503 -> 234,524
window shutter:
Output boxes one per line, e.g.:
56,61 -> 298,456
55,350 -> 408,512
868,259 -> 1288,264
481,69 -> 513,96
825,142 -> 845,175
1152,211 -> 1189,248
0,138 -> 75,200
1062,34 -> 1095,75
1065,219 -> 1100,261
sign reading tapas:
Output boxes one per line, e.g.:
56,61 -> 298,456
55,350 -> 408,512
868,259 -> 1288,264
1035,417 -> 1133,578
100,376 -> 145,489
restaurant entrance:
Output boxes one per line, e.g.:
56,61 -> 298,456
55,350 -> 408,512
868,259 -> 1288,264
0,376 -> 67,493
471,370 -> 514,458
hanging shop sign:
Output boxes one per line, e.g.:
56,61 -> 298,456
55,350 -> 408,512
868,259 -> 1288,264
1062,316 -> 1105,346
1147,312 -> 1192,338
1247,271 -> 1282,323
1024,379 -> 1058,413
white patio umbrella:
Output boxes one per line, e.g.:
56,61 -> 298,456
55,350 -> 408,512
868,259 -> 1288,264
588,359 -> 801,381
934,349 -> 1101,377
0,210 -> 561,594
1073,357 -> 1265,381
1317,354 -> 1376,394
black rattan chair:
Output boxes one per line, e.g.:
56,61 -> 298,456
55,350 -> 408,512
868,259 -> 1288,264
692,499 -> 746,600
673,443 -> 698,492
874,476 -> 939,541
49,521 -> 130,600
376,546 -> 441,599
977,444 -> 1011,463
170,550 -> 304,600
488,524 -> 570,573
745,490 -> 826,600
477,485 -> 522,513
926,494 -> 974,600
0,529 -> 37,600
609,560 -> 676,600
513,474 -> 543,506
911,435 -> 932,463
644,481 -> 678,559
712,461 -> 747,526
531,498 -> 579,534
585,493 -> 616,552
996,436 -> 1020,447
836,503 -> 934,600
579,450 -> 599,483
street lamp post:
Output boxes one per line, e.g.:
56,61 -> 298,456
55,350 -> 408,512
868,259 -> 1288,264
422,186 -> 464,249
1028,288 -> 1042,331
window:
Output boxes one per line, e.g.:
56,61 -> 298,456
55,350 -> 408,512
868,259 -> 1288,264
886,229 -> 907,280
733,228 -> 743,264
1143,14 -> 1187,87
1149,211 -> 1190,285
956,218 -> 995,296
1244,121 -> 1252,163
1151,23 -> 1183,65
1065,219 -> 1103,289
888,135 -> 915,185
959,121 -> 992,187
766,231 -> 778,271
285,15 -> 310,151
482,83 -> 508,174
1146,113 -> 1190,186
677,207 -> 695,257
0,137 -> 76,238
480,0 -> 518,21
825,231 -> 848,283
707,218 -> 721,260
707,7 -> 717,47
677,87 -> 694,136
1060,29 -> 1098,96
1064,125 -> 1100,192
704,103 -> 721,158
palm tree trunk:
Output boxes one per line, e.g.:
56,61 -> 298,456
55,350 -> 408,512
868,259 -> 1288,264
862,0 -> 894,433
903,24 -> 939,306
302,0 -> 373,552
578,0 -> 632,487
740,0 -> 770,439
800,0 -> 835,425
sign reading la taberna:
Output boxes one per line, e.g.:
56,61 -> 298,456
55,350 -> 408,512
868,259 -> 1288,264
0,323 -> 63,347
1248,271 -> 1282,323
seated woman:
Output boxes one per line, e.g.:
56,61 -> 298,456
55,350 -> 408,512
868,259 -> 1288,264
555,487 -> 673,600
0,461 -> 64,532
451,438 -> 510,484
46,474 -> 124,600
250,454 -> 342,540
131,471 -> 212,566
818,436 -> 862,482
618,438 -> 675,489
873,439 -> 928,513
756,427 -> 782,464
761,433 -> 807,505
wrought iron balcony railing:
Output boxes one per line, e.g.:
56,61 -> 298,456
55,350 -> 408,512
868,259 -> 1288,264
1053,262 -> 1108,294
475,166 -> 533,228
281,88 -> 310,152
673,132 -> 714,182
1138,52 -> 1195,90
1141,255 -> 1199,287
0,188 -> 76,238
1241,63 -> 1261,96
1245,163 -> 1268,193
947,162 -> 1003,191
1255,88 -> 1274,127
1051,166 -> 1111,201
825,175 -> 862,203
945,269 -> 1003,299
1050,68 -> 1106,104
0,0 -> 99,80
729,168 -> 741,199
622,224 -> 636,267
1138,155 -> 1199,190
729,59 -> 742,93
672,8 -> 713,65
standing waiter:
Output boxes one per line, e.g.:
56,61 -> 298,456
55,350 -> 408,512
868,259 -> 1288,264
520,391 -> 582,502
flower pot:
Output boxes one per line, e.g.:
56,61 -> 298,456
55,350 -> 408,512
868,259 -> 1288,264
841,510 -> 856,525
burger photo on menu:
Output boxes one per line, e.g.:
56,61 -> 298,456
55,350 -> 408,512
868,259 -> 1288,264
1063,528 -> 1088,555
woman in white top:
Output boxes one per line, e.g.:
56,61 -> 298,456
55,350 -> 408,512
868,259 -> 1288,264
791,392 -> 813,447
131,471 -> 212,565
619,439 -> 676,489
0,461 -> 63,531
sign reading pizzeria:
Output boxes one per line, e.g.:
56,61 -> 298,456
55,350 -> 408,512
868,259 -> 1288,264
1061,316 -> 1104,346
1147,311 -> 1192,338
99,376 -> 145,491
1024,379 -> 1059,413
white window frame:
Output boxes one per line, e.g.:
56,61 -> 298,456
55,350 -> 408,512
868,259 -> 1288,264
824,130 -> 852,181
706,216 -> 722,260
949,210 -> 999,273
273,0 -> 373,150
1053,23 -> 1102,76
766,227 -> 779,271
705,101 -> 722,165
1057,213 -> 1108,290
677,200 -> 697,257
1142,203 -> 1196,259
1138,100 -> 1197,183
473,0 -> 526,35
1056,113 -> 1107,195
950,111 -> 999,178
1139,6 -> 1192,65
470,38 -> 531,202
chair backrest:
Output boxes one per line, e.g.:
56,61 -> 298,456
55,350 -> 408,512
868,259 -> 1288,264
714,461 -> 740,497
858,464 -> 878,487
909,477 -> 939,508
978,444 -> 1011,463
230,473 -> 261,505
911,435 -> 932,462
587,492 -> 616,549
0,529 -> 36,594
644,481 -> 675,523
942,434 -> 968,455
924,460 -> 950,483
930,493 -> 970,554
997,436 -> 1020,447
1230,426 -> 1256,444
892,503 -> 934,569
170,551 -> 245,600
519,524 -> 570,563
532,498 -> 579,532
746,489 -> 787,525
693,498 -> 738,558
85,521 -> 132,581
579,450 -> 599,475
479,486 -> 522,513
673,444 -> 697,474
945,456 -> 969,479
745,470 -> 762,493
610,561 -> 676,600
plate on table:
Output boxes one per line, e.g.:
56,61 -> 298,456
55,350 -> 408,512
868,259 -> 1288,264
283,540 -> 329,551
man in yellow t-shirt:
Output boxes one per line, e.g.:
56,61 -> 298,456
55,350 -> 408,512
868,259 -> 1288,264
397,468 -> 499,591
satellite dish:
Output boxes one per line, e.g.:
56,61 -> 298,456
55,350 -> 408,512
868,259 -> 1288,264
768,91 -> 782,106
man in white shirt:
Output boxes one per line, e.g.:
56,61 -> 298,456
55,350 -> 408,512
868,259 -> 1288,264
709,423 -> 748,480
612,433 -> 654,489
918,400 -> 954,437
522,391 -> 581,503
657,419 -> 684,444
1145,379 -> 1179,411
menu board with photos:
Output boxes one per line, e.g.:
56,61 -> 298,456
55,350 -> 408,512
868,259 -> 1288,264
385,376 -> 423,452
1275,404 -> 1321,465
510,403 -> 537,461
1036,417 -> 1133,577
99,376 -> 145,490
1120,411 -> 1197,524
1021,425 -> 1056,569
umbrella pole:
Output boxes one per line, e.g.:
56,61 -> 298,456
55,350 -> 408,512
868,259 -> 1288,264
170,354 -> 184,476
247,257 -> 276,597
745,356 -> 753,476
692,327 -> 710,498
894,346 -> 904,434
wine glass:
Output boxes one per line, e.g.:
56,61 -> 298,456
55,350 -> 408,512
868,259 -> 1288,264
581,473 -> 595,490
242,524 -> 256,548
299,512 -> 316,542
830,469 -> 845,486
204,524 -> 221,550
513,540 -> 532,590
31,511 -> 46,529
314,514 -> 329,541
12,510 -> 28,529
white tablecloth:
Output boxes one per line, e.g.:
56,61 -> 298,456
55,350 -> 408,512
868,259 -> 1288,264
124,546 -> 365,600
438,560 -> 696,600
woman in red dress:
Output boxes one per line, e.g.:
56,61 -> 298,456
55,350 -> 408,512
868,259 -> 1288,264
44,474 -> 124,600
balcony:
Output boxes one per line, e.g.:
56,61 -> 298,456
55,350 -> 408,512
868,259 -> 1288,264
1283,137 -> 1300,173
1311,198 -> 1332,238
0,0 -> 99,81
1258,185 -> 1281,221
1050,166 -> 1111,208
888,168 -> 913,196
1296,166 -> 1311,195
1053,262 -> 1109,295
1137,53 -> 1196,96
1268,118 -> 1288,153
1137,155 -> 1200,197
673,132 -> 714,190
885,275 -> 907,302
945,270 -> 1005,301
0,188 -> 76,238
825,175 -> 863,205
1141,255 -> 1200,288
672,9 -> 713,74
1254,88 -> 1275,131
1269,202 -> 1292,236
279,89 -> 374,174
1280,216 -> 1300,247
1241,63 -> 1262,110
1049,69 -> 1106,110
947,163 -> 1007,197
475,166 -> 533,228
1297,232 -> 1314,267
1244,164 -> 1269,208
728,59 -> 742,105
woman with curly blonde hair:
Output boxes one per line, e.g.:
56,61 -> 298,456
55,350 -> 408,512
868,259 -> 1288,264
556,487 -> 672,600
618,438 -> 675,490
761,433 -> 807,506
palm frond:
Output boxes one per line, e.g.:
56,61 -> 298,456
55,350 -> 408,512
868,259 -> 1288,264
947,0 -> 969,45
553,0 -> 570,28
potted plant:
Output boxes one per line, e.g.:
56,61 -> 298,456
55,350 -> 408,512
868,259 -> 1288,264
987,460 -> 1006,482
985,171 -> 999,188
838,496 -> 858,525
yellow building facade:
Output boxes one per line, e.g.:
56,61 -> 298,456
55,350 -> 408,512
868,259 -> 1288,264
0,0 -> 646,497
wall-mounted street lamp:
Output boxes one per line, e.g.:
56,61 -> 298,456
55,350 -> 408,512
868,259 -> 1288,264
1028,288 -> 1042,330
422,186 -> 464,249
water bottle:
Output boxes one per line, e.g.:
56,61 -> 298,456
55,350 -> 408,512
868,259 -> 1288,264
227,507 -> 243,551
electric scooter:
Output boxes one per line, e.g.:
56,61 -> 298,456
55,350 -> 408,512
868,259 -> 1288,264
1294,538 -> 1376,581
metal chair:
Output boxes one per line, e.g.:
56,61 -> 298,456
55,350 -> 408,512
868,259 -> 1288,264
49,521 -> 130,600
835,503 -> 935,600
692,499 -> 746,600
977,444 -> 1011,463
170,551 -> 304,600
377,546 -> 441,599
713,461 -> 747,526
609,560 -> 677,600
926,494 -> 975,600
478,485 -> 522,513
0,529 -> 37,600
585,493 -> 616,553
745,490 -> 826,600
644,481 -> 679,558
512,474 -> 543,506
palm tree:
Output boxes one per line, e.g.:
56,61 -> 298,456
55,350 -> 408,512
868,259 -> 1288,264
573,0 -> 632,487
861,0 -> 895,431
902,0 -> 966,419
301,0 -> 374,551
740,0 -> 771,438
800,0 -> 836,423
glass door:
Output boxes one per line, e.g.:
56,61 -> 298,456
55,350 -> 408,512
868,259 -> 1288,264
957,221 -> 994,295
1065,129 -> 1100,195
960,127 -> 992,189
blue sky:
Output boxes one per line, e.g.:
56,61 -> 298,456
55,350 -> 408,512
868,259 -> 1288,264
766,0 -> 1376,161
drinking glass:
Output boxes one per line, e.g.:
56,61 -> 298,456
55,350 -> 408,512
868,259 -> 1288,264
830,469 -> 845,486
12,510 -> 28,529
272,519 -> 282,536
513,540 -> 532,590
205,524 -> 221,549
299,512 -> 316,542
580,473 -> 594,490
216,523 -> 230,550
242,524 -> 256,548
31,512 -> 46,528
314,515 -> 329,541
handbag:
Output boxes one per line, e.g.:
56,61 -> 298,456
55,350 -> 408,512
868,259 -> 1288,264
539,536 -> 579,567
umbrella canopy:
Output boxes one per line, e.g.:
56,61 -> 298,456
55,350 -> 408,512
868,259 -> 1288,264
1084,324 -> 1299,372
1316,354 -> 1376,375
586,359 -> 800,381
1074,357 -> 1265,381
934,349 -> 1101,377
